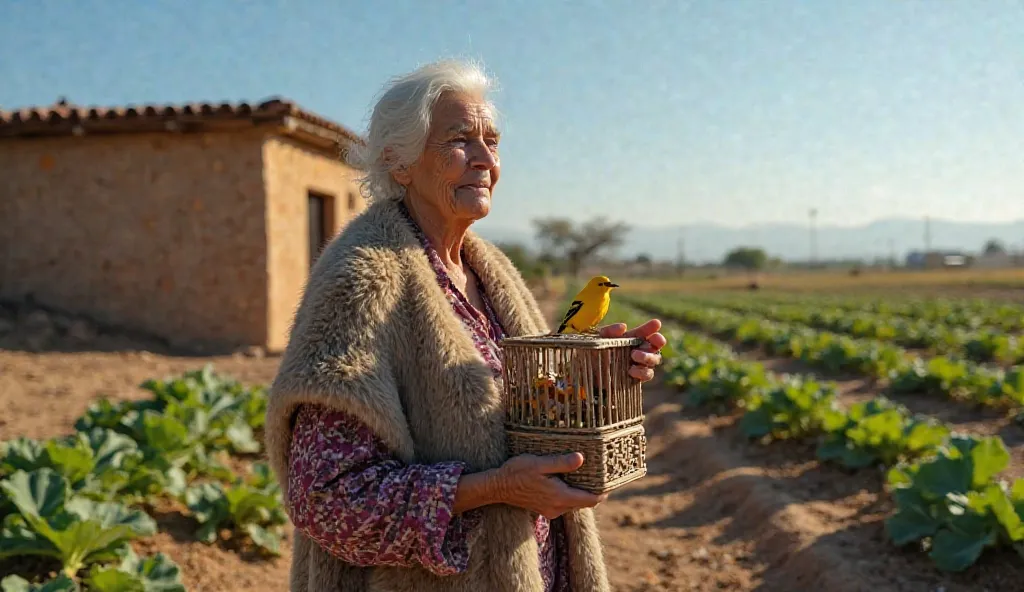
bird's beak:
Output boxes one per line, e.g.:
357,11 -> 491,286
606,282 -> 619,288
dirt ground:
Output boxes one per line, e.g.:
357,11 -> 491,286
4,300 -> 1024,591
0,343 -> 762,591
2,298 -> 759,591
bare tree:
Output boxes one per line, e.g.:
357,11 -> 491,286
533,219 -> 575,256
532,216 -> 630,277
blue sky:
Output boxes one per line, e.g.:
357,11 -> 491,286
2,0 -> 1022,233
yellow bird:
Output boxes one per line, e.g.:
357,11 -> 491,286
555,275 -> 620,334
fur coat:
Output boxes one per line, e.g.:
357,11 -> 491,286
264,197 -> 611,592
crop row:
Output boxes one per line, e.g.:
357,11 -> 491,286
668,292 -> 1024,332
0,366 -> 286,592
647,294 -> 1024,365
623,295 -> 1024,413
620,302 -> 1024,574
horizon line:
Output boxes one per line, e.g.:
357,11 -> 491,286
474,216 -> 1024,233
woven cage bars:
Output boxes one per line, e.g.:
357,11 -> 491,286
500,334 -> 644,432
499,334 -> 648,494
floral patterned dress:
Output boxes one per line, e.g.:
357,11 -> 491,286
285,201 -> 570,591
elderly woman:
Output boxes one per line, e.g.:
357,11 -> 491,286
265,59 -> 666,592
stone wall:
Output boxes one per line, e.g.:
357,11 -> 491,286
262,136 -> 365,352
0,130 -> 270,351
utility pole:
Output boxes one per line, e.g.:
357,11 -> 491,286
676,235 -> 686,276
924,216 -> 932,252
809,208 -> 818,268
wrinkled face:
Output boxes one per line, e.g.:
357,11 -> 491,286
395,91 -> 501,222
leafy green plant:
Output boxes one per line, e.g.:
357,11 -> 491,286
888,357 -> 1004,406
1,430 -> 150,504
51,413 -> 191,502
124,410 -> 223,487
245,463 -> 277,492
964,334 -> 1024,365
624,295 -> 1023,410
657,329 -> 772,412
993,368 -> 1024,409
645,292 -> 1024,357
817,398 -> 949,469
1,438 -> 47,477
0,364 -> 283,589
1,574 -> 78,592
684,360 -> 770,409
86,548 -> 185,592
621,298 -> 1024,575
0,547 -> 185,592
0,469 -> 156,578
77,365 -> 267,461
662,332 -> 770,411
70,367 -> 273,496
885,435 -> 1024,572
141,367 -> 265,456
73,399 -> 162,437
184,475 -> 287,555
740,377 -> 838,440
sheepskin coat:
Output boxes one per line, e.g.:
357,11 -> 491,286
265,197 -> 610,592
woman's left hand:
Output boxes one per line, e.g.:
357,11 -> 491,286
598,319 -> 666,382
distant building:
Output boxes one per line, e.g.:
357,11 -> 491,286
973,251 -> 1014,269
904,250 -> 970,270
1,97 -> 366,353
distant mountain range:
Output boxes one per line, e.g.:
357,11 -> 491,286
473,218 -> 1024,264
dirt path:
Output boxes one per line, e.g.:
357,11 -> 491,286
597,388 -> 767,591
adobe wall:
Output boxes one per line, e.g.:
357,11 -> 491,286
262,136 -> 366,352
0,130 -> 269,351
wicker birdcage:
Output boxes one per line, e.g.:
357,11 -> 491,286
499,333 -> 648,494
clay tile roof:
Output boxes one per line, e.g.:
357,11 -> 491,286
0,96 -> 365,156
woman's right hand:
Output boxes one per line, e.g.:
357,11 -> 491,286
491,453 -> 608,519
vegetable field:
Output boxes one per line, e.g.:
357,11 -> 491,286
609,287 -> 1024,589
0,335 -> 290,592
0,366 -> 286,591
4,284 -> 1024,591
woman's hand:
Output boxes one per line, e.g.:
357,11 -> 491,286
599,319 -> 667,382
489,453 -> 608,519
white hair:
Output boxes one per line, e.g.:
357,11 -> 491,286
350,59 -> 498,201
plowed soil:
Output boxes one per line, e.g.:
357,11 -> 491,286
4,301 -> 1023,591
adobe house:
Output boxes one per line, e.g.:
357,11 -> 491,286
0,98 -> 367,353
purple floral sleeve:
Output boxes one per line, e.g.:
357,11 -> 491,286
286,403 -> 481,575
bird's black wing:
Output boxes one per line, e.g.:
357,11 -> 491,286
556,300 -> 585,333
